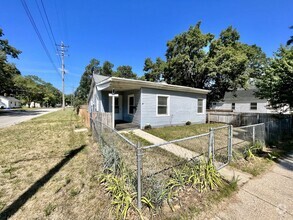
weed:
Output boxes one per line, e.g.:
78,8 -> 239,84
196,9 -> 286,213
44,203 -> 56,216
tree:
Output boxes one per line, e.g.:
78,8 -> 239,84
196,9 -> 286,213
144,22 -> 267,103
143,57 -> 166,82
75,58 -> 100,102
256,46 -> 293,112
101,61 -> 114,76
13,75 -> 61,107
115,65 -> 137,79
0,28 -> 21,95
287,26 -> 293,46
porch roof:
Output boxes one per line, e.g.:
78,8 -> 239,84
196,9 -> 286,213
95,76 -> 210,95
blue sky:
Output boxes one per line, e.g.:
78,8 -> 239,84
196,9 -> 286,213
0,0 -> 292,93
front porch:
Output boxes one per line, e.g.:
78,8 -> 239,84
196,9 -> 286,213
115,120 -> 140,131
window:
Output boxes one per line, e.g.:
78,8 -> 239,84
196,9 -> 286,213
232,103 -> 235,110
157,95 -> 169,115
250,102 -> 257,110
128,95 -> 135,115
114,97 -> 119,113
198,99 -> 203,113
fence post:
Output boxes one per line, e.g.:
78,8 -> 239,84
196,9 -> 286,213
208,128 -> 214,160
136,142 -> 142,210
252,126 -> 255,144
90,111 -> 93,130
228,125 -> 233,162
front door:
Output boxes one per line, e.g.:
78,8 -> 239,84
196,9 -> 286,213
109,95 -> 123,120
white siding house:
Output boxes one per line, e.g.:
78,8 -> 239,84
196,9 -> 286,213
88,75 -> 210,129
211,89 -> 282,113
0,96 -> 21,108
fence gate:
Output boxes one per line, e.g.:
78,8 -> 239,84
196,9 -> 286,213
209,125 -> 232,169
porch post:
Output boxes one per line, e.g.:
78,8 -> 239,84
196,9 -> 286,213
108,91 -> 119,129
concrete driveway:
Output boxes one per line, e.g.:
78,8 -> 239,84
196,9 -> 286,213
0,108 -> 61,129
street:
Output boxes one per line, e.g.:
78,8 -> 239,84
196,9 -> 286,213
0,108 -> 61,128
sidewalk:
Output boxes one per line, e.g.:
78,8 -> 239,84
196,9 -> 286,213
209,153 -> 293,220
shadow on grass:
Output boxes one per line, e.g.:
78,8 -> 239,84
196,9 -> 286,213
0,145 -> 86,219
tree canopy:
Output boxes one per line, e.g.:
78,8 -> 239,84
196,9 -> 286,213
0,28 -> 22,95
143,22 -> 267,102
13,75 -> 61,107
75,59 -> 137,104
256,46 -> 293,112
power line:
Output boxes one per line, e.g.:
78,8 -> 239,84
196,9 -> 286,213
35,0 -> 60,67
20,0 -> 61,79
39,0 -> 62,65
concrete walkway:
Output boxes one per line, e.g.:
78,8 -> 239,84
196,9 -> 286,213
131,129 -> 200,160
129,129 -> 252,185
208,153 -> 293,220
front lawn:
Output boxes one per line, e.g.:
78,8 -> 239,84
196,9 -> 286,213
0,108 -> 112,219
145,123 -> 224,141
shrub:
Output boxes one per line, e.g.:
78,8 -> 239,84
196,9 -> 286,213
144,124 -> 152,130
186,121 -> 191,125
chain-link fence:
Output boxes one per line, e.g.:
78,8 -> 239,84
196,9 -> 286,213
91,114 -> 292,210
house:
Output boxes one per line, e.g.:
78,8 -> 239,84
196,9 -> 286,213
0,96 -> 21,108
210,88 -> 286,113
88,75 -> 210,129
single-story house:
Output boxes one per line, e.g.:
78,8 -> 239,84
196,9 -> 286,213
211,88 -> 288,113
0,96 -> 21,108
88,75 -> 210,129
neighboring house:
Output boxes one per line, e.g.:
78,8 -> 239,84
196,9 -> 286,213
211,89 -> 285,113
0,96 -> 21,108
26,102 -> 41,108
88,75 -> 210,129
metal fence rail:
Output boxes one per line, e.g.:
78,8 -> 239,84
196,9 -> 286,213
90,114 -> 292,210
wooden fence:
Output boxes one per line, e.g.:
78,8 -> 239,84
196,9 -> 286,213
207,111 -> 293,126
94,112 -> 112,127
78,105 -> 112,128
78,105 -> 90,128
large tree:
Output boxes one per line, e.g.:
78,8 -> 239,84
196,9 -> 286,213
101,61 -> 114,76
115,65 -> 137,79
256,46 -> 293,112
143,22 -> 267,102
143,57 -> 166,82
13,75 -> 61,107
75,58 -> 100,102
0,28 -> 21,95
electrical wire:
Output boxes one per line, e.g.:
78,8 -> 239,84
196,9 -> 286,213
20,0 -> 61,78
35,0 -> 61,67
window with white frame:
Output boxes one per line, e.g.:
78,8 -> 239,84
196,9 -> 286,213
157,95 -> 169,115
232,103 -> 235,110
250,102 -> 257,110
128,95 -> 135,115
198,99 -> 204,113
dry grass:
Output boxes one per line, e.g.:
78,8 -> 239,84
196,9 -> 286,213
0,108 -> 113,219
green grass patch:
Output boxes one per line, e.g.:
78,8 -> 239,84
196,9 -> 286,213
145,123 -> 224,141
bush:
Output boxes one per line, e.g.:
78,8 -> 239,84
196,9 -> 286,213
186,121 -> 191,125
144,124 -> 152,130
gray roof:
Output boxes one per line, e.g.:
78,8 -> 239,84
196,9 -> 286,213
94,76 -> 210,94
0,96 -> 20,102
223,89 -> 265,102
92,74 -> 110,83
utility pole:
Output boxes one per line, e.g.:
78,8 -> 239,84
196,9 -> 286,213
57,41 -> 69,111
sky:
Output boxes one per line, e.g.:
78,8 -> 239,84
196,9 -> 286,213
0,0 -> 292,94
